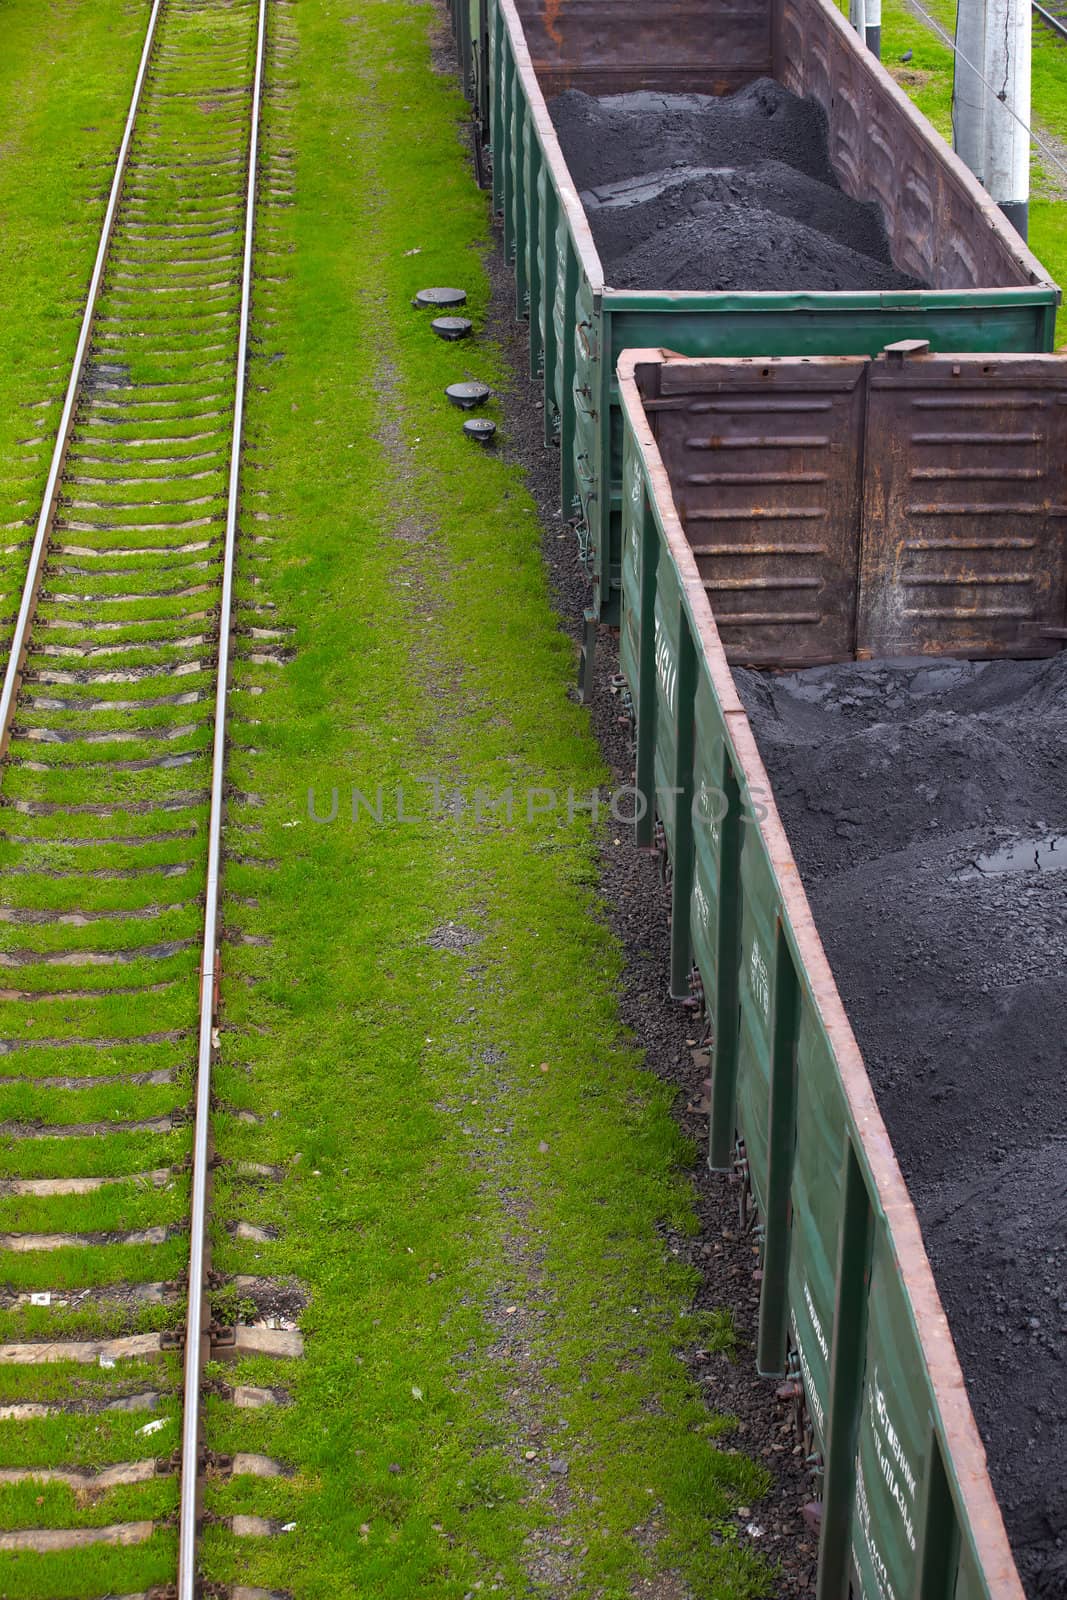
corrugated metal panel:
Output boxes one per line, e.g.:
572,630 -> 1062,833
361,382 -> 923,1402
633,346 -> 1067,662
859,348 -> 1067,658
650,356 -> 868,664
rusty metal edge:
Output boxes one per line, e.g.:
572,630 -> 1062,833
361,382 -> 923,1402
616,344 -> 1028,1600
177,0 -> 268,1595
495,0 -> 609,292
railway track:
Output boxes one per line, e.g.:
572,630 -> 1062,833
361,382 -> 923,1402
0,0 -> 300,1593
1032,0 -> 1067,43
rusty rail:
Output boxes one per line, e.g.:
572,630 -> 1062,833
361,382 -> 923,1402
176,0 -> 268,1594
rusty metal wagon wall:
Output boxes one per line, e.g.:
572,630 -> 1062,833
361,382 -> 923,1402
631,342 -> 1067,667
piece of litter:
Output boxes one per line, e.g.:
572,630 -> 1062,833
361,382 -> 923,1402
504,1306 -> 517,1316
282,820 -> 300,828
404,247 -> 422,256
211,1027 -> 221,1050
29,1292 -> 51,1307
412,1386 -> 423,1401
524,1449 -> 538,1460
138,1418 -> 167,1437
281,1521 -> 297,1533
99,1356 -> 115,1370
746,1522 -> 765,1538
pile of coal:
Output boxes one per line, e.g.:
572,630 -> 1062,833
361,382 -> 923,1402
549,79 -> 924,292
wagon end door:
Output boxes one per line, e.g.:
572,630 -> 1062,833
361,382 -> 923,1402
857,345 -> 1067,659
648,355 -> 870,666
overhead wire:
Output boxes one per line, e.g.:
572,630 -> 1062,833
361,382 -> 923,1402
902,0 -> 1067,182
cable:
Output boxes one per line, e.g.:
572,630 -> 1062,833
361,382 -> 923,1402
905,0 -> 1067,181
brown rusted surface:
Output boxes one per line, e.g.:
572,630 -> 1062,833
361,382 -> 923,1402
858,346 -> 1067,657
617,346 -> 1028,1600
649,354 -> 868,664
773,0 -> 1049,291
511,0 -> 770,96
632,347 -> 1067,662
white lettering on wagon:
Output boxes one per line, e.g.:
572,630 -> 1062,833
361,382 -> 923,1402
694,778 -> 722,846
870,1370 -> 917,1551
748,937 -> 770,1024
628,450 -> 643,507
654,616 -> 677,719
804,1280 -> 830,1365
854,1459 -> 899,1600
553,261 -> 566,338
693,878 -> 711,939
626,455 -> 642,570
788,1307 -> 825,1434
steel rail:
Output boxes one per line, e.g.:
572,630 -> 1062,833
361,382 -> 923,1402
1032,0 -> 1067,42
177,0 -> 268,1593
0,0 -> 165,761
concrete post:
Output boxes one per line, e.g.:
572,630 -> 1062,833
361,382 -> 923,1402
983,0 -> 1031,237
952,0 -> 988,183
865,0 -> 882,57
849,0 -> 868,47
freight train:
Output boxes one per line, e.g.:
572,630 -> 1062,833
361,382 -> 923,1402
444,2 -> 1066,1596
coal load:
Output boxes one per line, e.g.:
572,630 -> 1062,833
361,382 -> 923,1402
548,79 -> 925,293
737,653 -> 1067,1599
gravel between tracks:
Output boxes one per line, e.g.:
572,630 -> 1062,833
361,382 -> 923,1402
547,81 -> 924,292
484,237 -> 818,1598
736,658 -> 1067,1600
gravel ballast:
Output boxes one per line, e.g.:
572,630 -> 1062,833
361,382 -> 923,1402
737,656 -> 1067,1599
547,80 -> 924,292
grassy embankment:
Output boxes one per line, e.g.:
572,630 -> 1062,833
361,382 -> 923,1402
0,0 -> 147,647
185,2 -> 778,1598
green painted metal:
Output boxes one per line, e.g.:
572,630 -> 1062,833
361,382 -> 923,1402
616,366 -> 1027,1600
756,927 -> 800,1377
474,0 -> 1060,623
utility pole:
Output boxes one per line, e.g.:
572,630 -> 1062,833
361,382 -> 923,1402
952,0 -> 1031,238
984,0 -> 1031,237
952,0 -> 988,181
850,0 -> 882,56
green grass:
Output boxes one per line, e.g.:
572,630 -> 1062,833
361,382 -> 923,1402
0,5 -> 269,1587
867,0 -> 1067,338
0,0 -> 149,649
185,2 -> 777,1597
